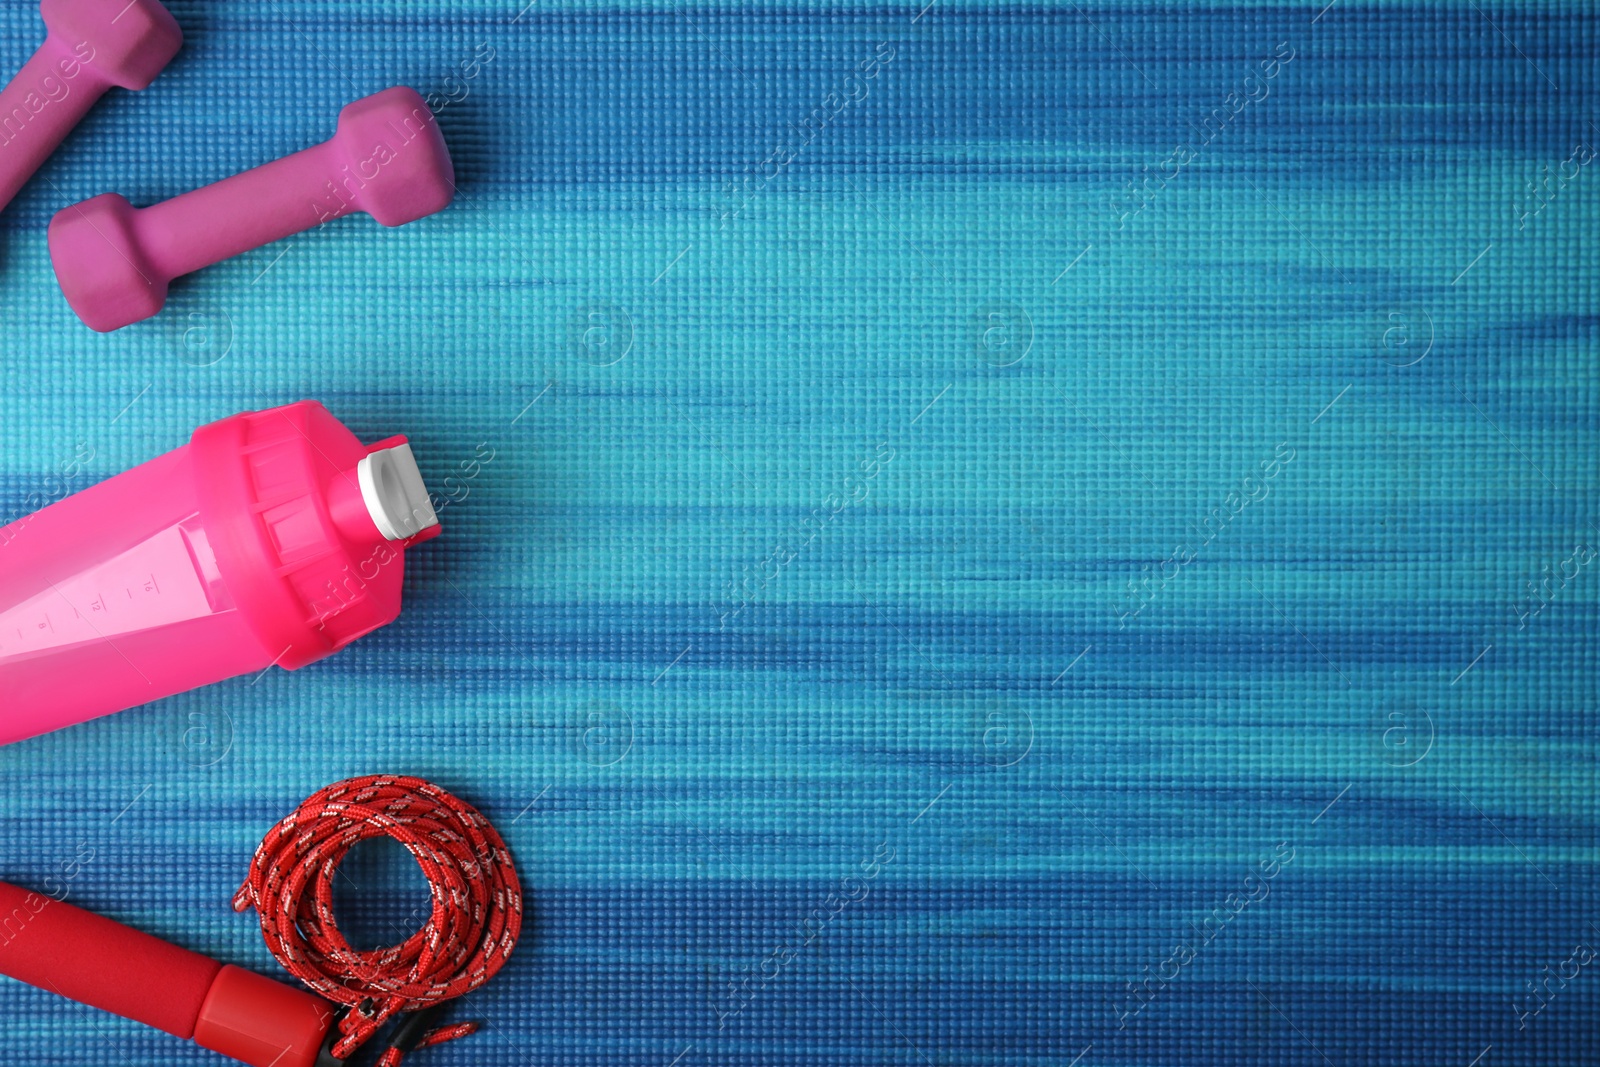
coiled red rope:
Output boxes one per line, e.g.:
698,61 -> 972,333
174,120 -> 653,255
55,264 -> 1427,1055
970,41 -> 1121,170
233,775 -> 523,1066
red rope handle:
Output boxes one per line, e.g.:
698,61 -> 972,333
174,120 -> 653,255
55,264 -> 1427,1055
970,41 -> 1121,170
233,775 -> 523,1064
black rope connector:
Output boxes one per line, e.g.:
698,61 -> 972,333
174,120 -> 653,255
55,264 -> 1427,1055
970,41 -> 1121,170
385,1006 -> 446,1057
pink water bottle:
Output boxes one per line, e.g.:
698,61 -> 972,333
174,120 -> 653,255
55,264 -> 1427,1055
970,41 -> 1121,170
0,400 -> 440,746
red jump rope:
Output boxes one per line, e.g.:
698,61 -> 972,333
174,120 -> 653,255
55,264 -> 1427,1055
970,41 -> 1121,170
0,775 -> 522,1067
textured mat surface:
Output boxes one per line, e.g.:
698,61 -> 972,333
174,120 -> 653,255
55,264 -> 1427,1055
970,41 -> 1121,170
1,2 -> 1597,1065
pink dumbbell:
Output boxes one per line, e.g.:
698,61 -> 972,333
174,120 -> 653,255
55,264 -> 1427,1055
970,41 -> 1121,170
48,85 -> 455,332
0,0 -> 182,216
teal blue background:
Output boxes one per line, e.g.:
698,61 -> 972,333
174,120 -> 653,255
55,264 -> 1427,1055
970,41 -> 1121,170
1,1 -> 1597,1064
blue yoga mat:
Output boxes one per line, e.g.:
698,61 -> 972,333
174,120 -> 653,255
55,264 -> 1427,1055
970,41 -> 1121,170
1,1 -> 1596,1064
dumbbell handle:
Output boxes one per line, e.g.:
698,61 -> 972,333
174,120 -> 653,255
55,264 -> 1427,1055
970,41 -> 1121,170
133,139 -> 348,280
0,36 -> 111,212
0,880 -> 334,1067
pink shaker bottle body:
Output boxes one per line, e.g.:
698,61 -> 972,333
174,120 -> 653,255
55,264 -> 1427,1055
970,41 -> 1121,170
0,400 -> 440,745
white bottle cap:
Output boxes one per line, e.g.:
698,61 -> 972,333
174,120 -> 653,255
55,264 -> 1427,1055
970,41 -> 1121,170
357,443 -> 439,541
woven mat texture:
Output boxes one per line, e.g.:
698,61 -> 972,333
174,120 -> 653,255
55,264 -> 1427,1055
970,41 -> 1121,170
0,2 -> 1596,1064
